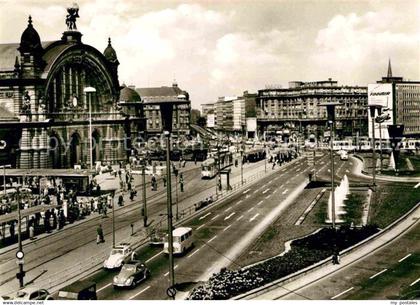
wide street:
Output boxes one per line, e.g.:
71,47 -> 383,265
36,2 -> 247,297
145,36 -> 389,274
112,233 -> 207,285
84,153 -> 320,300
0,154 -> 298,296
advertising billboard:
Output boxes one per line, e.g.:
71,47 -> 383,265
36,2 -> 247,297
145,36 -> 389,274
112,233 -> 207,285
368,83 -> 393,139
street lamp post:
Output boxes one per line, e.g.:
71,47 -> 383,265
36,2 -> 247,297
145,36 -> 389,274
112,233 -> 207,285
240,141 -> 244,185
160,102 -> 176,297
320,101 -> 341,229
368,104 -> 383,190
111,192 -> 115,248
264,143 -> 267,173
141,158 -> 147,227
84,87 -> 96,172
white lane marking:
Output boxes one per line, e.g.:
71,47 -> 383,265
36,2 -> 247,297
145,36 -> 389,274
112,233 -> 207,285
208,235 -> 217,243
282,189 -> 288,195
225,206 -> 232,212
235,200 -> 243,206
97,283 -> 111,292
223,224 -> 232,231
257,200 -> 264,206
265,195 -> 271,199
236,215 -> 244,221
211,214 -> 220,221
129,286 -> 151,300
410,277 -> 420,286
145,250 -> 163,263
249,213 -> 260,222
174,265 -> 179,269
398,253 -> 412,262
262,188 -> 270,194
188,248 -> 200,258
414,182 -> 420,188
273,189 -> 278,194
331,287 -> 354,300
199,212 -> 211,220
267,180 -> 273,184
197,224 -> 205,230
245,194 -> 251,199
224,212 -> 236,220
369,268 -> 388,279
253,189 -> 259,194
243,188 -> 251,194
247,207 -> 254,212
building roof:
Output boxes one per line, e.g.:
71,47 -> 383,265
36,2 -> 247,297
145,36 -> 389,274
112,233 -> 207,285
0,43 -> 20,71
136,86 -> 183,98
120,85 -> 141,103
103,37 -> 118,64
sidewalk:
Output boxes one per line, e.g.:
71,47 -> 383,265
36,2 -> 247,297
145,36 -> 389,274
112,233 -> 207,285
351,155 -> 420,183
0,162 -> 202,254
0,156 -> 290,296
239,201 -> 420,300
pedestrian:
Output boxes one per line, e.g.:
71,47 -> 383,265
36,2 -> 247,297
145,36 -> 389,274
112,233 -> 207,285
96,224 -> 104,244
129,189 -> 136,201
162,175 -> 167,187
29,225 -> 35,240
179,173 -> 184,192
151,176 -> 157,191
118,194 -> 124,207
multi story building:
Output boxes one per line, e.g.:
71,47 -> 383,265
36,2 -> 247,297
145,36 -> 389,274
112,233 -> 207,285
256,79 -> 368,140
136,82 -> 191,139
375,60 -> 420,137
0,10 -> 138,168
214,96 -> 246,135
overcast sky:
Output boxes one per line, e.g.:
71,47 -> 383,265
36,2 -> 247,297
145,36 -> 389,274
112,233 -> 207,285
1,0 -> 419,109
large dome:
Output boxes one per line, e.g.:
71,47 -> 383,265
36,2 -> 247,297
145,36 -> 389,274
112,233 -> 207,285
19,16 -> 42,54
103,37 -> 118,63
120,85 -> 141,102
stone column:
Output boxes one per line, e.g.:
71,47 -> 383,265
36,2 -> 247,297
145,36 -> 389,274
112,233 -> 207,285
19,128 -> 32,169
39,128 -> 48,168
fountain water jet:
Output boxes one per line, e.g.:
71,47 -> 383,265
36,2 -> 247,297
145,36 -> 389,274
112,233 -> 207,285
326,174 -> 349,224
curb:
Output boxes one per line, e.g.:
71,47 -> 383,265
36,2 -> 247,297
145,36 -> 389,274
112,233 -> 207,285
232,200 -> 420,300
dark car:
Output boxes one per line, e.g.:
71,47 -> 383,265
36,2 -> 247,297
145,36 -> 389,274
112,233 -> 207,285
57,280 -> 97,300
113,260 -> 150,289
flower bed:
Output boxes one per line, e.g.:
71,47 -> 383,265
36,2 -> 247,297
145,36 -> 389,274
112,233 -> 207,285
188,225 -> 379,300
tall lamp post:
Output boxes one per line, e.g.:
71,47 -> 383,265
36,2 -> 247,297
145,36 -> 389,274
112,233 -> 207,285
160,102 -> 176,297
140,157 -> 148,227
84,87 -> 96,172
320,101 -> 341,229
367,104 -> 383,190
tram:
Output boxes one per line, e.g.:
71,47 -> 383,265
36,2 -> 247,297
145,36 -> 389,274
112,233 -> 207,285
201,150 -> 233,179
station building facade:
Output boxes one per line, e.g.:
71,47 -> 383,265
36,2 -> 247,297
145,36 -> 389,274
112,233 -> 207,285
0,15 -> 136,169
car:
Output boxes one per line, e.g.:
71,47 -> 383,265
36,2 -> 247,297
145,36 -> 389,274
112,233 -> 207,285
57,280 -> 97,300
103,243 -> 133,269
113,260 -> 150,289
8,287 -> 53,300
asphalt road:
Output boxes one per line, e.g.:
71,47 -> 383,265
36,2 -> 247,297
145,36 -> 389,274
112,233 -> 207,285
86,154 -> 335,300
0,158 -> 279,295
279,221 -> 420,300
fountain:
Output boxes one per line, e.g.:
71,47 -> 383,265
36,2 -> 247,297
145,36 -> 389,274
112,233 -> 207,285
388,152 -> 396,171
326,174 -> 350,224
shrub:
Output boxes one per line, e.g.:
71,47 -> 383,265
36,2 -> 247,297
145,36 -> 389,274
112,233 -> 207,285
188,225 -> 378,300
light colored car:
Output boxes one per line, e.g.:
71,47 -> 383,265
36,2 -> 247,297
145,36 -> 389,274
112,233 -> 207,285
113,260 -> 150,288
103,243 -> 133,269
7,287 -> 53,300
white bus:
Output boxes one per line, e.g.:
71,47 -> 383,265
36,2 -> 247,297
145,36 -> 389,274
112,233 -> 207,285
163,227 -> 194,255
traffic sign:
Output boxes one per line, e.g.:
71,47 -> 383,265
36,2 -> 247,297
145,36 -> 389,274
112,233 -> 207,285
166,286 -> 177,298
16,251 -> 24,259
